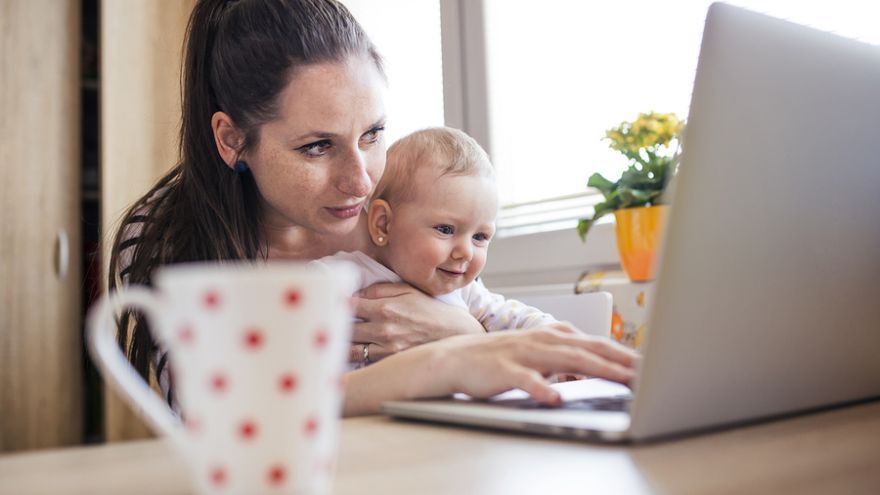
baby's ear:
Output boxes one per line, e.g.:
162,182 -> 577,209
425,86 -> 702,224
367,199 -> 392,246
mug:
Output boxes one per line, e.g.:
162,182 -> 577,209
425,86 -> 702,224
87,261 -> 357,495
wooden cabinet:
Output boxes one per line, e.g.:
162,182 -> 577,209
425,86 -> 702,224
1,0 -> 195,449
0,0 -> 83,451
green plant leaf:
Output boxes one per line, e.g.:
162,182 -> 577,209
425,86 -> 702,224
593,197 -> 619,217
577,198 -> 617,242
587,173 -> 616,197
577,218 -> 593,241
618,187 -> 655,208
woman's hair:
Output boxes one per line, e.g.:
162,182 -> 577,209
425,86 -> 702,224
373,126 -> 494,206
109,0 -> 384,386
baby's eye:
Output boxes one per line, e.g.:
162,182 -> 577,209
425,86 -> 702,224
473,232 -> 491,243
297,140 -> 332,157
434,225 -> 454,235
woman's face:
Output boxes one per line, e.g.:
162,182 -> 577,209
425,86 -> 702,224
245,55 -> 387,239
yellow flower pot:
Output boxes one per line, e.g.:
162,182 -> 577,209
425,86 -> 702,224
614,205 -> 668,282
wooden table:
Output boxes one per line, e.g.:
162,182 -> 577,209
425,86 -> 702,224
1,401 -> 878,494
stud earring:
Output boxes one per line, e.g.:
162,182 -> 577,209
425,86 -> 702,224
377,236 -> 385,244
233,160 -> 249,173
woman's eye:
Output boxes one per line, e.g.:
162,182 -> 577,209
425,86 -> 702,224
434,225 -> 454,235
361,126 -> 385,145
297,140 -> 332,157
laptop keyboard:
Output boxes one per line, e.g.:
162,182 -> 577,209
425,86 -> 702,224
489,394 -> 632,412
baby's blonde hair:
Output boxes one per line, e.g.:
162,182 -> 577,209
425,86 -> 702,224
373,127 -> 494,205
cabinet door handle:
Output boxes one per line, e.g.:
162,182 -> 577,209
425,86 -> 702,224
55,228 -> 69,280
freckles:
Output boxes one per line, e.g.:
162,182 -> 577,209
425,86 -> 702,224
367,153 -> 386,184
257,148 -> 323,201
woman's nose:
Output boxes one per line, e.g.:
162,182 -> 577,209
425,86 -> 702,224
337,148 -> 372,197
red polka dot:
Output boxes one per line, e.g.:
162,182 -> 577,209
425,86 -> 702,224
203,291 -> 220,309
313,329 -> 328,349
304,416 -> 319,437
279,373 -> 298,393
284,289 -> 301,308
243,328 -> 264,350
210,466 -> 226,486
267,464 -> 287,486
177,326 -> 194,344
184,416 -> 200,434
211,373 -> 227,393
238,419 -> 258,441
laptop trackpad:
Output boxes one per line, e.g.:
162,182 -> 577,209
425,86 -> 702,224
463,377 -> 633,407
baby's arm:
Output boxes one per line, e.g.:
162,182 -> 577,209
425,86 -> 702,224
462,279 -> 558,332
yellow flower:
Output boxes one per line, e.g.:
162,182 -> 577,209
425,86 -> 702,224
604,112 -> 684,162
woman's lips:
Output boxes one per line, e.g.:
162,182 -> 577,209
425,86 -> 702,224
326,203 -> 363,219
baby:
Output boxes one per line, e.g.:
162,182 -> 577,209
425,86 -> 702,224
317,126 -> 558,333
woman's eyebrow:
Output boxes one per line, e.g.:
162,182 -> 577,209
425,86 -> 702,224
291,130 -> 336,142
290,117 -> 386,143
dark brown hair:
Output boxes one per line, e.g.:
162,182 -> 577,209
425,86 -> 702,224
108,0 -> 384,389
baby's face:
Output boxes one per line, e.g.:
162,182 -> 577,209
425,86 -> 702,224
382,170 -> 498,297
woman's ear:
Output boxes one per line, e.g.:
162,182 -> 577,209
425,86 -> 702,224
211,111 -> 245,168
367,199 -> 392,246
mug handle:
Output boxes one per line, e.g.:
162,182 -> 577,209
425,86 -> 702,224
86,287 -> 184,445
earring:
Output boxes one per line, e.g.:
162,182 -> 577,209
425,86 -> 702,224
233,160 -> 249,173
377,236 -> 385,244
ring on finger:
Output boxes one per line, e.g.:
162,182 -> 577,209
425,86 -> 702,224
363,343 -> 371,364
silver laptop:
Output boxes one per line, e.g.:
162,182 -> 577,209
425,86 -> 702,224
383,2 -> 880,442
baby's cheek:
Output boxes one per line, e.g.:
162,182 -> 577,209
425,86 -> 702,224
396,248 -> 435,285
468,253 -> 488,279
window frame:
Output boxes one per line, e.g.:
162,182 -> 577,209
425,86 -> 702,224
439,0 -> 617,286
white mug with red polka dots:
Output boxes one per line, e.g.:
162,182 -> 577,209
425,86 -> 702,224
87,261 -> 357,495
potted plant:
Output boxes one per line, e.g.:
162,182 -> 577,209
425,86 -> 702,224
577,112 -> 684,282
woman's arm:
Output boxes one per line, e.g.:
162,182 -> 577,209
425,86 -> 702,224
341,324 -> 640,416
350,282 -> 485,362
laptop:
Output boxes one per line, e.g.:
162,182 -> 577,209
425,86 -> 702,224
383,2 -> 880,442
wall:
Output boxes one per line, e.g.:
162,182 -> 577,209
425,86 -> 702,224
100,0 -> 196,442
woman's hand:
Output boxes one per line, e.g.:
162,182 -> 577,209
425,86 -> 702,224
342,324 -> 640,416
349,282 -> 485,363
437,324 -> 639,403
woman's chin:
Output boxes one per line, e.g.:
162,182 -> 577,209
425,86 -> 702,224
315,215 -> 362,238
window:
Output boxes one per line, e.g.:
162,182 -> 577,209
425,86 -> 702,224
342,0 -> 445,144
472,0 -> 880,231
343,1 -> 879,236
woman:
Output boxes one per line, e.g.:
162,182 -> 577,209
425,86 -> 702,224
110,0 -> 639,416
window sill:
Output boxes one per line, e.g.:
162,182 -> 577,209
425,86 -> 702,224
482,216 -> 621,291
